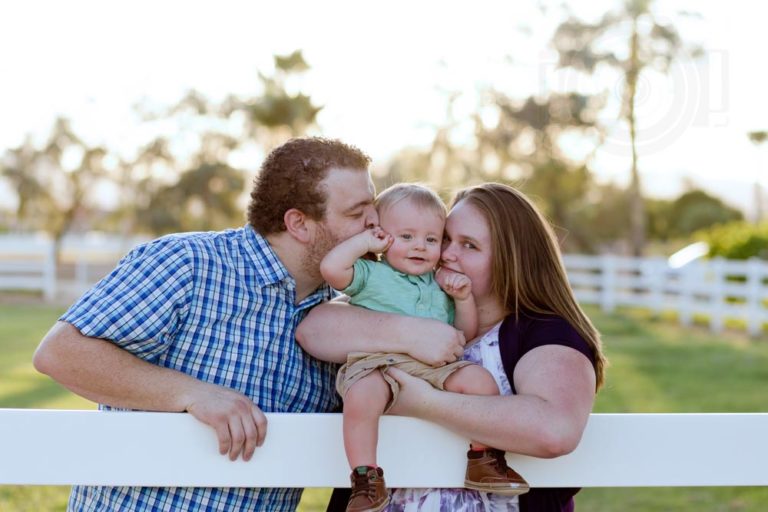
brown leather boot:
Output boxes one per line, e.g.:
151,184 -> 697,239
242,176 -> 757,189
464,448 -> 530,496
346,466 -> 390,512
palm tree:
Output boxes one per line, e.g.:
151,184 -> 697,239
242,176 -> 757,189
552,0 -> 701,255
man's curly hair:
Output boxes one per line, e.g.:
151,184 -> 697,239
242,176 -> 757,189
248,137 -> 371,235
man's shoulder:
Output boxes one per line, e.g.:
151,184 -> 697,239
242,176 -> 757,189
118,229 -> 248,281
145,228 -> 245,258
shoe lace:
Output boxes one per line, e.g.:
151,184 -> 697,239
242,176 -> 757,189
351,470 -> 379,499
490,449 -> 508,472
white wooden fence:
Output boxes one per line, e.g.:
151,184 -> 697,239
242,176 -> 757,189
2,234 -> 768,336
1,410 -> 767,487
0,233 -> 148,301
564,254 -> 768,336
0,234 -> 56,301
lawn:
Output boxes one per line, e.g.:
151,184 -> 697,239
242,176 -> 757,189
1,303 -> 767,511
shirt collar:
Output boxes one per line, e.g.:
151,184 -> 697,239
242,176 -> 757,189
242,225 -> 334,304
242,225 -> 291,286
381,259 -> 434,284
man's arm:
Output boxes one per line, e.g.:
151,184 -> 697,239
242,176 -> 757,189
385,345 -> 596,458
33,322 -> 267,461
296,301 -> 467,365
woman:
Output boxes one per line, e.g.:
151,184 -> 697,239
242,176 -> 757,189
298,183 -> 607,511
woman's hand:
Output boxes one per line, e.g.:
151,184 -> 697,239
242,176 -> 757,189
384,367 -> 439,418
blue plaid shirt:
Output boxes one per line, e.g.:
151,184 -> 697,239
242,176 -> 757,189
61,226 -> 340,511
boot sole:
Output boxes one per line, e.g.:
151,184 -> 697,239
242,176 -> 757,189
464,480 -> 530,496
347,495 -> 391,512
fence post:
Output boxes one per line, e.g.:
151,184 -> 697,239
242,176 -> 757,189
600,254 -> 616,313
746,258 -> 763,337
76,256 -> 89,292
710,258 -> 725,334
42,238 -> 56,302
679,262 -> 695,328
645,257 -> 664,316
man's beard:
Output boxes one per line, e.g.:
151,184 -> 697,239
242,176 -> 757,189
302,222 -> 340,281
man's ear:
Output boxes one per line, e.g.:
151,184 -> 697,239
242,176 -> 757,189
283,208 -> 313,243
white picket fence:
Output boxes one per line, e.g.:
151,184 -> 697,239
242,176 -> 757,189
563,254 -> 768,336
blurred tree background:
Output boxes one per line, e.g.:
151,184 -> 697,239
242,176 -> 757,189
0,6 -> 760,260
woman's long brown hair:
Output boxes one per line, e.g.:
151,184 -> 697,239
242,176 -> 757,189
453,183 -> 607,389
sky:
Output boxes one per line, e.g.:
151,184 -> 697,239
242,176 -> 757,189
1,0 -> 767,215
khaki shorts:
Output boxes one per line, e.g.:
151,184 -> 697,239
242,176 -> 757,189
336,352 -> 474,414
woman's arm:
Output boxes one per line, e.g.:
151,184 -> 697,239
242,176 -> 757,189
296,301 -> 467,365
385,345 -> 596,458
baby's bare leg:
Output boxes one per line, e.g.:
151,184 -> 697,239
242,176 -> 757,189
343,371 -> 391,468
444,365 -> 499,450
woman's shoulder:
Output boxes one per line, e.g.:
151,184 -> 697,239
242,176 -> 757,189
502,309 -> 580,339
499,310 -> 594,365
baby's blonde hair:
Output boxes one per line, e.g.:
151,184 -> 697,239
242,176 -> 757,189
375,183 -> 446,219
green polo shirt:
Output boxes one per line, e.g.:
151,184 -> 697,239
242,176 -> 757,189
343,259 -> 455,324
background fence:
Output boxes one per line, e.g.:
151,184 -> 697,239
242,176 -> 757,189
2,234 -> 768,336
0,233 -> 148,302
564,254 -> 768,336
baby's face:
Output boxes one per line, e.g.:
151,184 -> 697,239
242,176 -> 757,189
379,200 -> 444,276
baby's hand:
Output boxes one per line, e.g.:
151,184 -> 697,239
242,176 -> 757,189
365,227 -> 393,254
436,267 -> 472,301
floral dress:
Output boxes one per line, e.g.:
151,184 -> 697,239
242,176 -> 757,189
386,322 -> 520,512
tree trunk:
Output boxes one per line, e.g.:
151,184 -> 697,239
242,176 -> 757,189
627,19 -> 646,257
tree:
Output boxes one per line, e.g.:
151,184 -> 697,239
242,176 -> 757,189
552,0 -> 702,256
117,50 -> 322,235
383,90 -> 606,252
1,136 -> 45,230
107,137 -> 175,236
140,161 -> 245,234
0,118 -> 110,259
668,189 -> 743,237
223,50 -> 322,150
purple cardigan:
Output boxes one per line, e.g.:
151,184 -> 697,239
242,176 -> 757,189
499,310 -> 597,512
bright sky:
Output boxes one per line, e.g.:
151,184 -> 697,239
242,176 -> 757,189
1,0 -> 766,214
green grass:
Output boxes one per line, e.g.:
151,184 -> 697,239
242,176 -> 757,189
1,303 -> 767,511
0,303 -> 92,512
578,307 -> 768,511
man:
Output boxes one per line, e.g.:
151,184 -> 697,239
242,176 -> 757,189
33,137 -> 382,511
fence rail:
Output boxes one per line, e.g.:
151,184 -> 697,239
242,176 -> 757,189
1,410 -> 766,487
563,254 -> 768,336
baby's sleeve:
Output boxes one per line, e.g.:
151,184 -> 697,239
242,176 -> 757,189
342,259 -> 375,297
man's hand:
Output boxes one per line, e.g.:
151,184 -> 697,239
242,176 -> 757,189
435,267 -> 472,301
183,381 -> 267,462
402,318 -> 466,366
